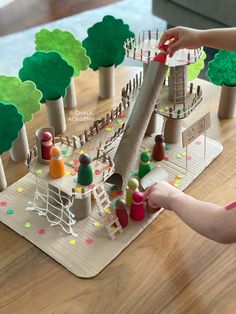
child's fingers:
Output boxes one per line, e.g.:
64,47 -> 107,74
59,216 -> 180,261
143,184 -> 157,201
158,29 -> 179,48
167,40 -> 182,54
147,194 -> 161,209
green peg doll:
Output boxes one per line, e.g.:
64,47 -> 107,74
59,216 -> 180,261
138,151 -> 153,179
77,154 -> 93,186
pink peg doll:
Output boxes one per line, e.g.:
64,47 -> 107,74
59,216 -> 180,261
130,191 -> 145,221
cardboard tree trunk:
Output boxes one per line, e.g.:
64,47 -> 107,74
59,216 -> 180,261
145,111 -> 158,136
45,97 -> 66,135
0,156 -> 7,191
10,124 -> 30,162
164,117 -> 182,144
110,61 -> 168,189
71,197 -> 91,221
63,78 -> 77,109
218,85 -> 236,119
99,65 -> 115,99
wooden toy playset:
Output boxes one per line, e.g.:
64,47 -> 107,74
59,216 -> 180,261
1,16 -> 234,278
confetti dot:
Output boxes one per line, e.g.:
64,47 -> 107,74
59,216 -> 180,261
195,140 -> 202,145
79,150 -> 85,155
0,201 -> 7,206
105,127 -> 112,132
111,202 -> 116,207
187,156 -> 192,161
65,171 -> 71,176
104,208 -> 111,214
93,221 -> 101,227
17,187 -> 24,193
104,165 -> 111,171
75,187 -> 82,192
165,145 -> 171,151
95,169 -> 101,175
73,159 -> 79,164
69,160 -> 75,166
38,229 -> 45,235
144,147 -> 151,152
24,222 -> 32,228
86,238 -> 93,245
6,209 -> 14,215
176,154 -> 182,159
70,171 -> 76,176
180,151 -> 186,157
88,184 -> 95,190
163,156 -> 170,161
70,239 -> 76,246
111,191 -> 118,197
159,109 -> 165,113
86,146 -> 93,151
117,190 -> 123,196
62,149 -> 68,155
176,175 -> 184,179
173,183 -> 179,188
35,169 -> 42,175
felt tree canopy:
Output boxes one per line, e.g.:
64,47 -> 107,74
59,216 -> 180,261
207,50 -> 236,87
35,29 -> 91,77
19,51 -> 74,103
0,102 -> 23,154
0,76 -> 42,123
188,50 -> 206,81
82,15 -> 134,71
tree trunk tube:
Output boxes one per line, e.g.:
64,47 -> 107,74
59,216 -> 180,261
99,65 -> 115,99
63,78 -> 77,109
71,196 -> 91,221
111,62 -> 168,190
164,117 -> 182,144
218,85 -> 236,119
145,111 -> 157,136
0,156 -> 7,191
10,123 -> 30,162
45,97 -> 66,135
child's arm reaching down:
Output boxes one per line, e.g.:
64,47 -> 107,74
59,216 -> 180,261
144,182 -> 236,244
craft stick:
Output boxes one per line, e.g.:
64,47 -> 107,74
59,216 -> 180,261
66,136 -> 70,146
190,82 -> 193,93
148,30 -> 151,41
72,136 -> 77,149
84,130 -> 89,142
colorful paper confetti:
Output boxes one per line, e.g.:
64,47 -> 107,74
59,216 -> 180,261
144,147 -> 151,152
93,221 -> 101,227
79,150 -> 85,155
105,127 -> 112,132
69,160 -> 75,166
24,222 -> 32,228
35,169 -> 42,175
95,169 -> 101,175
17,187 -> 24,193
70,171 -> 76,176
74,165 -> 79,172
195,140 -> 202,145
163,156 -> 170,161
88,184 -> 95,190
6,209 -> 14,215
73,159 -> 79,164
165,145 -> 171,151
104,208 -> 111,214
176,174 -> 184,179
38,229 -> 46,235
86,146 -> 93,151
70,239 -> 76,246
65,171 -> 71,176
75,187 -> 82,192
187,155 -> 192,161
0,201 -> 7,206
85,238 -> 93,245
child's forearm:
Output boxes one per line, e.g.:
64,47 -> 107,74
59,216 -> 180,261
200,28 -> 236,52
170,193 -> 236,243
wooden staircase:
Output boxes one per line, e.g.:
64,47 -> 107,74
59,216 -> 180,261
93,185 -> 123,240
172,66 -> 186,106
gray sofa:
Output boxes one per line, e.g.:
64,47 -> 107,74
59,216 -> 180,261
152,0 -> 236,29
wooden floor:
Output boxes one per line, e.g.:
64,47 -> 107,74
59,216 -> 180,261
0,0 -> 122,36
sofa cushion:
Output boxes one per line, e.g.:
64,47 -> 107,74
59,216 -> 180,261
171,0 -> 236,27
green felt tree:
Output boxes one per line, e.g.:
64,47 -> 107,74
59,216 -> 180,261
0,76 -> 42,122
35,29 -> 91,77
19,51 -> 74,103
207,50 -> 236,86
188,50 -> 206,81
82,15 -> 135,71
0,102 -> 23,191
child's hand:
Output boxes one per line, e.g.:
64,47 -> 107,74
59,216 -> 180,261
143,181 -> 182,210
158,26 -> 202,55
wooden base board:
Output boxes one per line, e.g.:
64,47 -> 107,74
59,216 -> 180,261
0,132 -> 223,278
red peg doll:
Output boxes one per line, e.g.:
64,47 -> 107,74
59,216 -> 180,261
130,191 -> 145,221
154,44 -> 169,64
40,131 -> 53,160
152,134 -> 165,161
115,199 -> 128,228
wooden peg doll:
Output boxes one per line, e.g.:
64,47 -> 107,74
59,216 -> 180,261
138,151 -> 153,179
154,44 -> 169,64
41,131 -> 53,160
49,146 -> 65,178
126,178 -> 139,207
130,191 -> 145,221
77,154 -> 93,186
152,134 -> 165,161
115,199 -> 128,228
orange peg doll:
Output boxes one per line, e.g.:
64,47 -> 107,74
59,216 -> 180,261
49,146 -> 65,178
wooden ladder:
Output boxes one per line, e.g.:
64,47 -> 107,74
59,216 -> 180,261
93,185 -> 123,240
173,66 -> 186,106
